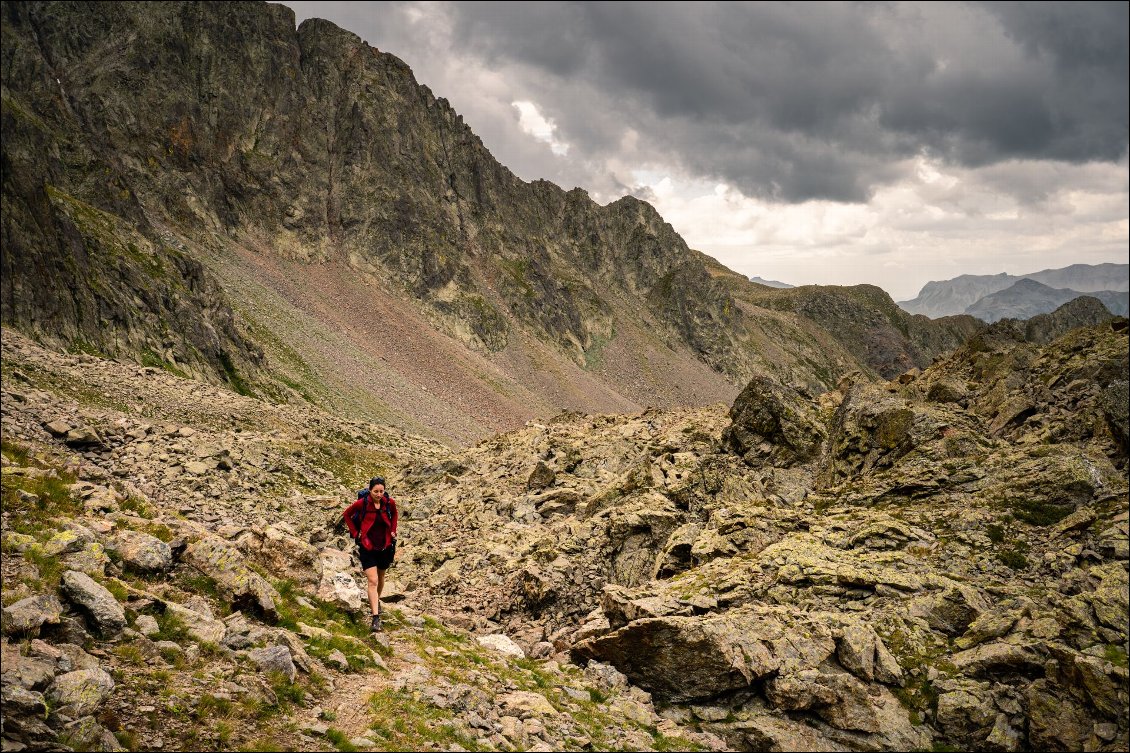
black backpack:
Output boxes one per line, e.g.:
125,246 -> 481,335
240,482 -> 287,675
348,489 -> 369,537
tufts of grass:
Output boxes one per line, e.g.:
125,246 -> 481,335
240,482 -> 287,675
996,542 -> 1030,570
119,496 -> 156,519
366,689 -> 484,752
325,728 -> 358,752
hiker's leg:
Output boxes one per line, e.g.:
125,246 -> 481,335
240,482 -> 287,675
376,567 -> 386,613
364,566 -> 380,615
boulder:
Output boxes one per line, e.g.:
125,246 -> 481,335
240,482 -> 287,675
835,621 -> 902,684
183,536 -> 279,620
114,529 -> 173,572
248,645 -> 297,682
910,582 -> 990,636
48,668 -> 115,716
732,712 -> 833,752
61,570 -> 126,637
316,548 -> 363,610
477,634 -> 525,658
59,715 -> 122,752
527,462 -> 556,490
238,524 -> 320,587
164,601 -> 226,644
723,375 -> 825,467
1026,679 -> 1093,751
1,648 -> 56,691
2,594 -> 64,636
574,606 -> 836,702
936,683 -> 996,746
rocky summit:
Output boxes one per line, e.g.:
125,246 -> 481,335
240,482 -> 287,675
2,2 -> 1129,753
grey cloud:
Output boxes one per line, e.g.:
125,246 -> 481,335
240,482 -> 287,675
283,1 -> 1128,203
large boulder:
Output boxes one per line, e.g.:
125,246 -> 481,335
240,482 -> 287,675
236,524 -> 321,588
183,536 -> 280,620
114,529 -> 173,572
48,668 -> 115,716
60,570 -> 126,637
722,375 -> 826,467
316,548 -> 363,610
574,605 -> 836,703
247,645 -> 297,682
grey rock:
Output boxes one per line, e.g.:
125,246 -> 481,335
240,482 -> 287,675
1,594 -> 64,636
61,570 -> 126,637
114,530 -> 173,572
48,668 -> 115,716
248,645 -> 297,682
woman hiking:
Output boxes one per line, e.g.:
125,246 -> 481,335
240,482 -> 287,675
343,477 -> 398,632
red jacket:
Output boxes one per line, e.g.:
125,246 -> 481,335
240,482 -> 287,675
344,491 -> 398,551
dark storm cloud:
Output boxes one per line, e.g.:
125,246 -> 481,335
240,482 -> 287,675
441,1 -> 1128,201
283,1 -> 1128,203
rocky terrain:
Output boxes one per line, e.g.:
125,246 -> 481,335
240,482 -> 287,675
4,311 -> 1127,751
899,263 -> 1129,321
1,329 -> 720,752
3,0 -> 990,444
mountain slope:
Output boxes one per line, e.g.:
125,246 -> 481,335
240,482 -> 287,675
2,1 -> 983,444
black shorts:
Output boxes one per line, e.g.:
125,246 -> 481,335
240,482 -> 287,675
359,543 -> 395,571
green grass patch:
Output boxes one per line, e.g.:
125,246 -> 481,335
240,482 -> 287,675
119,496 -> 156,518
153,610 -> 192,644
996,542 -> 1030,570
1103,644 -> 1128,669
366,688 -> 484,752
325,728 -> 358,752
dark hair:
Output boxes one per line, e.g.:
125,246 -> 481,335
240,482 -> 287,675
369,477 -> 385,490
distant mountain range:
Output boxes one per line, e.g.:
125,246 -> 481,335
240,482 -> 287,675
899,263 -> 1128,320
749,276 -> 795,289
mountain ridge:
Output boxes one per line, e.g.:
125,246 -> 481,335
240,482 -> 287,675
898,263 -> 1129,319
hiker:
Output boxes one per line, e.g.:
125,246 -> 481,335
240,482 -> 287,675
343,477 -> 398,632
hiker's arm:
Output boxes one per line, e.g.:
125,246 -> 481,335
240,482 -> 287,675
390,499 -> 398,538
343,499 -> 361,538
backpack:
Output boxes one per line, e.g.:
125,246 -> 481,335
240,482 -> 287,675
348,489 -> 370,538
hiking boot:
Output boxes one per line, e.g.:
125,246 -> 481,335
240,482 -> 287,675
370,613 -> 382,633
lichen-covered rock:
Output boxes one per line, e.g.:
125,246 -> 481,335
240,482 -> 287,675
164,601 -> 226,644
48,668 -> 115,716
183,536 -> 279,620
60,570 -> 126,637
114,529 -> 173,572
723,375 -> 826,467
1,593 -> 64,636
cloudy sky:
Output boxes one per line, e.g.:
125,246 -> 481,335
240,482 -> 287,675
283,1 -> 1128,301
